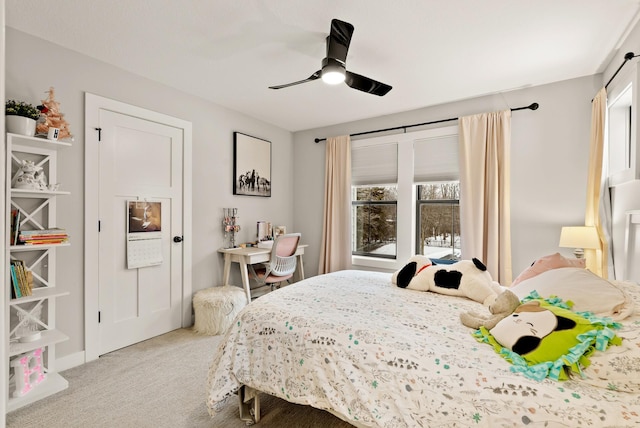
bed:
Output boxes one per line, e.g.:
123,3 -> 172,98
206,266 -> 640,427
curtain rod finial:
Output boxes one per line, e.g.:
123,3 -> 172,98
314,138 -> 321,143
625,52 -> 636,60
529,102 -> 539,110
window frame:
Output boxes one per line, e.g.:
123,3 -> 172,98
350,126 -> 458,271
607,63 -> 640,186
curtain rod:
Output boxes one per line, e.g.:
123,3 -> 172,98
313,102 -> 539,143
605,52 -> 638,90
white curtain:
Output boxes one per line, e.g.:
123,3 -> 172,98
318,135 -> 352,274
458,110 -> 512,285
585,87 -> 609,278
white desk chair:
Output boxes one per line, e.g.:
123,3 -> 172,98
249,233 -> 301,291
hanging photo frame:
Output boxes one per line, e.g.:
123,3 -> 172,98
233,132 -> 271,197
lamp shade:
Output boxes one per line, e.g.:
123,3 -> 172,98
558,226 -> 600,249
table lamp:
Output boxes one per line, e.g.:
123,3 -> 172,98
558,226 -> 600,258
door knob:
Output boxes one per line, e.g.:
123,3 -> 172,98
173,236 -> 183,243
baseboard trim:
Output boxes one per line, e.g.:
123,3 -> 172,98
57,351 -> 86,372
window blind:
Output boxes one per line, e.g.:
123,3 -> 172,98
413,134 -> 459,182
351,142 -> 398,185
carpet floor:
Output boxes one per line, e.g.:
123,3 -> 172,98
6,328 -> 353,428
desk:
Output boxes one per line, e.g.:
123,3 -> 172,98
218,245 -> 307,302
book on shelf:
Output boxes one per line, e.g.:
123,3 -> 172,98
9,264 -> 21,299
18,228 -> 69,245
21,239 -> 69,246
9,260 -> 32,298
10,209 -> 21,246
19,228 -> 67,236
15,260 -> 31,297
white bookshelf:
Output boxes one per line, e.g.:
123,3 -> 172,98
4,133 -> 71,411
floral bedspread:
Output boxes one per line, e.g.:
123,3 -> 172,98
206,270 -> 640,427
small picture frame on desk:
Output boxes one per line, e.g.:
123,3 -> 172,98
233,132 -> 271,197
274,226 -> 286,238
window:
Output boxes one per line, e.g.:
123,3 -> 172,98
416,182 -> 460,261
350,126 -> 459,270
608,83 -> 632,178
351,141 -> 398,260
352,186 -> 397,258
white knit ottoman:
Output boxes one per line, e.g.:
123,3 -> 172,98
193,286 -> 247,335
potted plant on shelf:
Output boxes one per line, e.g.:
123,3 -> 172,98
5,99 -> 40,137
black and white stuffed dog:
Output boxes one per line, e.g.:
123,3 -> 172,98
392,255 -> 504,306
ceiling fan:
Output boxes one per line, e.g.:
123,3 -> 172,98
269,18 -> 392,96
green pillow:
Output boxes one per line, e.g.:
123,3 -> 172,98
474,291 -> 622,381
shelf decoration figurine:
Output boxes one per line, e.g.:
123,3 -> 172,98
223,208 -> 240,248
10,348 -> 46,397
16,305 -> 42,343
11,159 -> 48,191
36,87 -> 73,141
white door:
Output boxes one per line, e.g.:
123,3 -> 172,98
97,110 -> 184,355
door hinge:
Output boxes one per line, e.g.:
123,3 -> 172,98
98,311 -> 101,323
98,220 -> 101,232
95,127 -> 102,141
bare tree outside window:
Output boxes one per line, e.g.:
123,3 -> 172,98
352,186 -> 397,258
416,181 -> 460,260
350,182 -> 460,260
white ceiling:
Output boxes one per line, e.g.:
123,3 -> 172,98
6,1 -> 640,132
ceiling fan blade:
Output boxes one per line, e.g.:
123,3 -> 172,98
345,71 -> 392,96
327,19 -> 354,63
268,71 -> 321,89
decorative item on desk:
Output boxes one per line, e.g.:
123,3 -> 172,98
223,208 -> 240,248
5,99 -> 40,137
257,221 -> 272,241
257,240 -> 274,249
274,226 -> 287,238
11,159 -> 48,191
35,87 -> 73,141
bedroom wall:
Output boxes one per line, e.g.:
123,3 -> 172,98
5,28 -> 295,361
292,75 -> 602,280
7,18 -> 635,365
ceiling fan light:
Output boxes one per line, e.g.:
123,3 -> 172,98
321,57 -> 346,85
322,69 -> 345,85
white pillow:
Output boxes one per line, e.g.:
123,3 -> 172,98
510,267 -> 634,320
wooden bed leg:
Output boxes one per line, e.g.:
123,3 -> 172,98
238,385 -> 261,425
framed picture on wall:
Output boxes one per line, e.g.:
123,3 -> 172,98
233,132 -> 271,197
